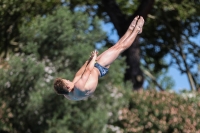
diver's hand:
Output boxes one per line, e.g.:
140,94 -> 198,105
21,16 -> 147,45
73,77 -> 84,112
90,50 -> 98,59
91,50 -> 98,59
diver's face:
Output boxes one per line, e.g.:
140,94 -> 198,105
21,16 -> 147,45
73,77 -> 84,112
62,79 -> 74,92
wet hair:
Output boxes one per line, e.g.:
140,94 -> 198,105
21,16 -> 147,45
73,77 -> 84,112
54,78 -> 69,95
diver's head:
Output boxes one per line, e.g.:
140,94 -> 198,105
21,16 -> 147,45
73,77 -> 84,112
54,78 -> 74,95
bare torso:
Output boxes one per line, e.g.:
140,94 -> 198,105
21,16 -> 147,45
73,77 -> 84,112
83,67 -> 100,93
64,67 -> 100,101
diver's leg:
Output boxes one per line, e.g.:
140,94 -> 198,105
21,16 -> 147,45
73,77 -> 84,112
96,16 -> 144,68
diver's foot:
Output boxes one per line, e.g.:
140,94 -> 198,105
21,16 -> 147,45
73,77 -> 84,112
135,16 -> 144,34
129,16 -> 139,30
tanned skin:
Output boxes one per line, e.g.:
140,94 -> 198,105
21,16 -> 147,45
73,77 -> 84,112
54,16 -> 145,100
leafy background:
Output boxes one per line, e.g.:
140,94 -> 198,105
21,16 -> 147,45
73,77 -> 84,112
0,0 -> 200,133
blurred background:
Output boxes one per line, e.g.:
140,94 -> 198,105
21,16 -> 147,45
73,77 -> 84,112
0,0 -> 200,132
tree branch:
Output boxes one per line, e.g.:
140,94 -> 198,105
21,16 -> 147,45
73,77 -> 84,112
142,68 -> 164,91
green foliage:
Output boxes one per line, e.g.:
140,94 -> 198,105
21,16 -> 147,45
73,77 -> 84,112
115,90 -> 200,132
0,55 -> 45,132
1,1 -> 200,132
0,6 -> 129,133
0,0 -> 62,58
20,7 -> 106,71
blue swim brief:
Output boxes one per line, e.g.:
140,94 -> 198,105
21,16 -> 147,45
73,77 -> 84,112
94,63 -> 108,77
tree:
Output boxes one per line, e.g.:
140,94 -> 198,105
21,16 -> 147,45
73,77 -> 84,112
2,0 -> 199,91
64,0 -> 200,91
0,7 -> 129,133
141,0 -> 200,91
0,0 -> 62,58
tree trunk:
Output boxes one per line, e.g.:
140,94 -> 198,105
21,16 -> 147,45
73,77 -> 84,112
101,0 -> 155,90
178,44 -> 196,91
123,36 -> 144,90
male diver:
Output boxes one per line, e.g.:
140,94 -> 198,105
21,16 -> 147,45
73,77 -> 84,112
54,16 -> 144,101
